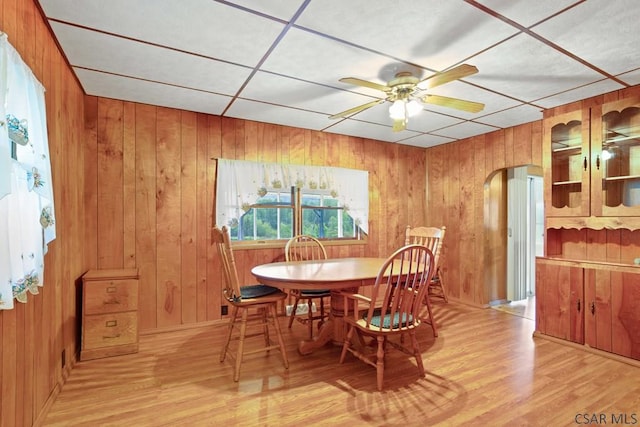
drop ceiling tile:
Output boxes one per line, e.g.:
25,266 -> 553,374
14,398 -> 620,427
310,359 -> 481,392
397,133 -> 456,148
226,99 -> 331,131
51,22 -> 252,96
618,68 -> 640,86
325,119 -> 420,143
260,27 -> 405,91
433,121 -> 499,140
474,0 -> 579,27
240,71 -> 378,115
466,33 -> 605,102
534,79 -> 625,109
75,68 -> 232,115
476,104 -> 543,128
226,0 -> 307,21
40,0 -> 285,67
295,0 -> 518,71
532,0 -> 640,76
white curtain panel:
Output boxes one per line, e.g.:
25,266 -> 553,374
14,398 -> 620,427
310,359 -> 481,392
0,34 -> 56,310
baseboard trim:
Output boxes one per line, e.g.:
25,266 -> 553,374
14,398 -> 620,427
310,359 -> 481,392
532,331 -> 640,368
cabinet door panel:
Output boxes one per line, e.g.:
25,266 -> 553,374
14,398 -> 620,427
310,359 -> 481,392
543,110 -> 591,217
612,273 -> 640,359
536,260 -> 583,343
597,97 -> 640,217
584,269 -> 612,352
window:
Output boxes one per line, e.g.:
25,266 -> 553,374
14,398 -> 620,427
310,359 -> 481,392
234,186 -> 359,241
216,159 -> 368,242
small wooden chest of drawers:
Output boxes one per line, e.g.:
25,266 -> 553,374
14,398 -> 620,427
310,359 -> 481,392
81,269 -> 139,361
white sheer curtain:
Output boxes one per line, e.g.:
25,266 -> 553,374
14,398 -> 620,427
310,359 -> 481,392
216,158 -> 369,234
0,34 -> 56,310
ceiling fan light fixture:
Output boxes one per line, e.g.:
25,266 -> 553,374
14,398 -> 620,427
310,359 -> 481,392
389,100 -> 405,120
406,99 -> 422,117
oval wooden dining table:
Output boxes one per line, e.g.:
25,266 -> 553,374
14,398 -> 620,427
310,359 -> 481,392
251,257 -> 388,355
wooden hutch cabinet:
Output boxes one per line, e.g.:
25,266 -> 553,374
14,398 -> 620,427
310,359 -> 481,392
537,95 -> 640,363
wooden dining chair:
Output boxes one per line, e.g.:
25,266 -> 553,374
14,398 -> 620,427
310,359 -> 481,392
212,225 -> 289,382
339,244 -> 436,391
405,225 -> 447,302
284,235 -> 331,339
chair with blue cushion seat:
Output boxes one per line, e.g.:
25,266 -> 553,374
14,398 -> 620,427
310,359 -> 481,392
212,225 -> 289,382
339,244 -> 435,391
285,235 -> 331,339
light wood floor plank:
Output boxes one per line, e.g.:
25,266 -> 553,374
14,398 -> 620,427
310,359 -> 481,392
43,302 -> 639,426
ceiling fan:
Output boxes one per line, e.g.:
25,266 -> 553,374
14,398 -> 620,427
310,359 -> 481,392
329,64 -> 485,132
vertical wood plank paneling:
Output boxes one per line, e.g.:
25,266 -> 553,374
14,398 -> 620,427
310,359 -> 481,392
123,102 -> 137,268
207,115 -> 222,320
458,139 -> 476,304
135,104 -> 158,330
156,108 -> 182,328
513,122 -> 533,166
195,114 -> 209,322
97,98 -> 124,269
473,135 -> 487,304
84,96 -> 99,269
1,309 -> 17,427
181,111 -> 198,324
448,142 -> 463,300
244,120 -> 259,161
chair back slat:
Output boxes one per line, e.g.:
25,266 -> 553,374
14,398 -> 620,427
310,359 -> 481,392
212,226 -> 242,301
405,226 -> 445,270
285,235 -> 327,261
364,244 -> 435,331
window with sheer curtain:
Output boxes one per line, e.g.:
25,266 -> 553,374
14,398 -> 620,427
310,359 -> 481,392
0,33 -> 56,310
216,159 -> 368,242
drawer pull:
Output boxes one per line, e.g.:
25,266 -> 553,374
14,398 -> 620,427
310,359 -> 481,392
106,286 -> 117,293
103,299 -> 120,305
102,334 -> 121,339
105,320 -> 118,327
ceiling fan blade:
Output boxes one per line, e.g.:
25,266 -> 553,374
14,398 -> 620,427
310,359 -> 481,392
392,119 -> 406,132
339,77 -> 391,93
418,64 -> 479,90
422,94 -> 485,113
329,99 -> 384,119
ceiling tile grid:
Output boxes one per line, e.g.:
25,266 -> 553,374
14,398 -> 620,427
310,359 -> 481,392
36,0 -> 640,147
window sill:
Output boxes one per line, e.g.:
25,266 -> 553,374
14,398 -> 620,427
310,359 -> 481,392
232,238 -> 367,251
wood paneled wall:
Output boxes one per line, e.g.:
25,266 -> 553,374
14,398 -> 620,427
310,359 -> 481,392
424,122 -> 544,306
0,0 -> 87,425
82,97 -> 428,331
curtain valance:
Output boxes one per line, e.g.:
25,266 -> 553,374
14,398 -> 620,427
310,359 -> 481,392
216,158 -> 369,234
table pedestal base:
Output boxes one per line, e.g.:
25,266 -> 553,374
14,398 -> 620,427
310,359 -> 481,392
297,288 -> 356,355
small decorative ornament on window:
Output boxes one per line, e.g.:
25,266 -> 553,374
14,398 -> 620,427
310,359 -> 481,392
6,114 -> 29,146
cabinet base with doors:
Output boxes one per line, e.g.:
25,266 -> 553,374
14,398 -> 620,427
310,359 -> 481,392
535,257 -> 640,363
81,269 -> 140,361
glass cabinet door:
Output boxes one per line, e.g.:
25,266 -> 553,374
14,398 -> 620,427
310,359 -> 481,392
544,109 -> 590,217
596,97 -> 640,216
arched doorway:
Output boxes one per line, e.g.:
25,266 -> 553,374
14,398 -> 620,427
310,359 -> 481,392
484,165 -> 543,319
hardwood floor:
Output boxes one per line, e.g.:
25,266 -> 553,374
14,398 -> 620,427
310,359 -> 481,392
43,301 -> 639,426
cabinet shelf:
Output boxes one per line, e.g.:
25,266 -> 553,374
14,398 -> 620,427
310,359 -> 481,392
552,180 -> 581,186
552,145 -> 582,154
603,174 -> 640,182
